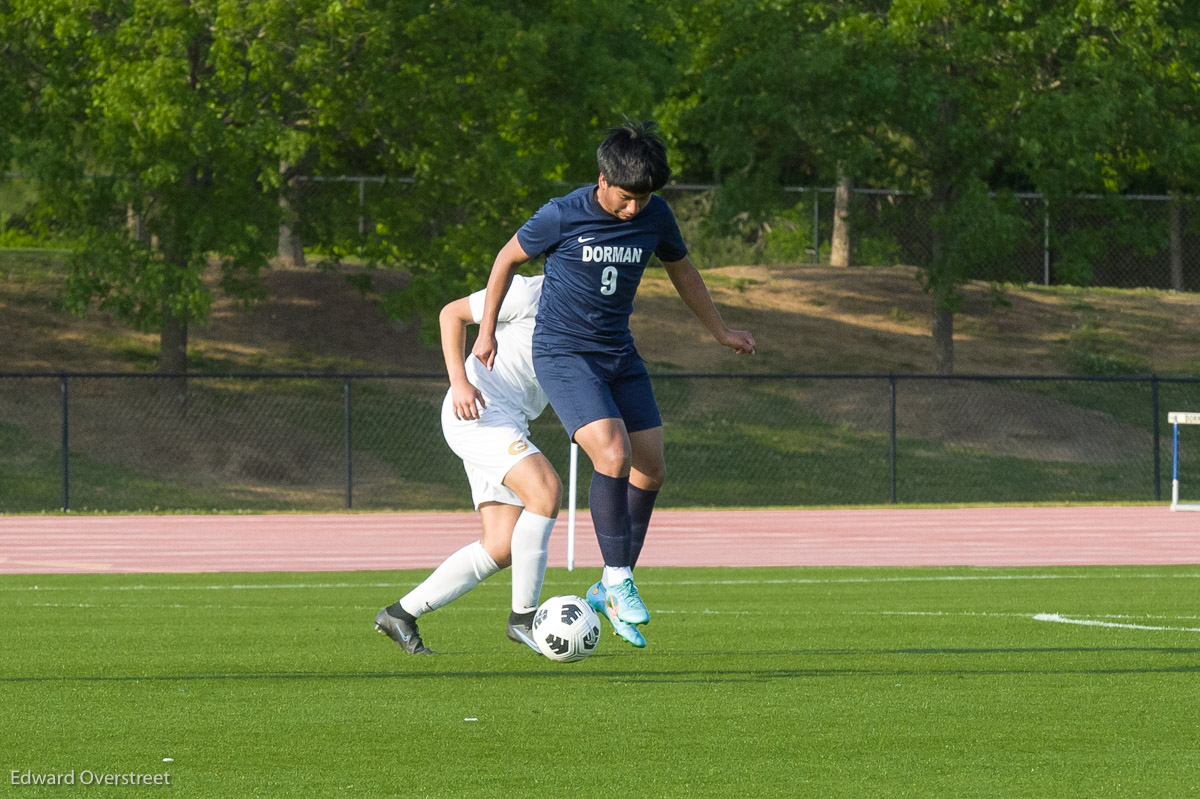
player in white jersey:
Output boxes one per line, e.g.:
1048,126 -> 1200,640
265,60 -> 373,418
374,274 -> 561,655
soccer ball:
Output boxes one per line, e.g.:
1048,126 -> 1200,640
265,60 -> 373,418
532,595 -> 601,662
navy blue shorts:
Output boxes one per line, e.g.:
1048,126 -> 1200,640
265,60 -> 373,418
532,348 -> 662,440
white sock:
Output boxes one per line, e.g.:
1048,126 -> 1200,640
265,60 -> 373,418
603,565 -> 634,587
399,541 -> 500,617
510,511 -> 555,614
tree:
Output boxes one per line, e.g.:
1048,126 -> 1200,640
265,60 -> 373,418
673,1 -> 1072,373
820,2 -> 1050,373
1017,0 -> 1200,291
0,2 -> 22,173
830,168 -> 853,267
359,0 -> 683,338
664,0 -> 881,265
845,2 -> 1200,369
12,0 -> 384,388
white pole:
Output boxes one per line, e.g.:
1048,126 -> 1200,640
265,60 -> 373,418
566,442 -> 578,570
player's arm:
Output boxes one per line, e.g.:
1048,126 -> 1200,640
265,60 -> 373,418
471,234 -> 532,371
439,297 -> 486,420
660,255 -> 756,355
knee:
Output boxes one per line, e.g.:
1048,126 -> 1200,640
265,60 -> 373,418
511,458 -> 561,518
637,462 -> 666,491
590,440 -> 632,477
526,472 -> 562,518
483,540 -> 512,569
632,448 -> 666,489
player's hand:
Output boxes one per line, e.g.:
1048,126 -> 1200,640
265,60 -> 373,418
451,381 -> 485,420
720,328 -> 756,355
471,334 -> 497,371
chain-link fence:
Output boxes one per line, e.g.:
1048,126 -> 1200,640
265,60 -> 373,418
275,178 -> 1200,290
659,185 -> 1200,291
3,372 -> 1199,513
5,174 -> 1199,290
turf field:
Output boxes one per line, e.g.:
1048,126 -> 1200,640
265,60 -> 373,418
3,565 -> 1198,797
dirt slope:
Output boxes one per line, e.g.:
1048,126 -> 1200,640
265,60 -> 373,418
4,258 -> 1200,376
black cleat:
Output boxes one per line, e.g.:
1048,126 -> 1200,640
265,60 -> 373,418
374,608 -> 435,654
506,611 -> 539,653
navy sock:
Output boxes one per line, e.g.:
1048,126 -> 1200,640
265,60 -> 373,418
589,472 -> 632,567
627,485 -> 659,569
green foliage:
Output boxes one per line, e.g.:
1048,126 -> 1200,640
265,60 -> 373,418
924,182 -> 1033,310
667,191 -> 768,268
5,0 -> 1200,364
11,0 -> 386,355
1063,314 -> 1151,376
360,0 -> 682,337
0,229 -> 46,249
669,0 -> 1200,368
761,200 -> 817,264
1051,195 -> 1172,287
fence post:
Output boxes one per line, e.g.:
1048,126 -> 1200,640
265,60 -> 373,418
1043,197 -> 1051,286
60,374 -> 70,512
812,188 -> 820,264
357,179 -> 366,238
344,377 -> 353,510
889,375 -> 898,504
1152,375 -> 1161,501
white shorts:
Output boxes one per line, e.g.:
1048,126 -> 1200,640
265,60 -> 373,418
441,391 -> 541,510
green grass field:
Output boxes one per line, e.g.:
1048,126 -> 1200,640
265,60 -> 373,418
3,565 -> 1198,797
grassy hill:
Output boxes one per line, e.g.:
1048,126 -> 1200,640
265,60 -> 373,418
3,250 -> 1199,512
3,249 -> 1200,377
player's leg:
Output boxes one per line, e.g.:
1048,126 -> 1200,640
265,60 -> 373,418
374,529 -> 502,655
374,395 -> 515,654
572,416 -> 634,567
628,425 -> 664,569
477,500 -> 521,568
582,427 -> 662,648
534,350 -> 647,642
398,514 -> 506,616
498,452 -> 561,650
378,500 -> 508,655
573,418 -> 648,643
593,362 -> 664,625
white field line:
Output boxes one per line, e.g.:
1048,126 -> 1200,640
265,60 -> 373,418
666,573 -> 1200,587
866,610 -> 1200,621
860,609 -> 1200,632
2,571 -> 1199,594
1033,613 -> 1200,633
14,602 -> 1198,630
11,597 -> 372,609
11,601 -> 753,617
9,600 -> 1198,628
0,581 -> 413,592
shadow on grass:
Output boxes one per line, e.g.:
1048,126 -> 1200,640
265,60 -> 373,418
4,645 -> 1199,684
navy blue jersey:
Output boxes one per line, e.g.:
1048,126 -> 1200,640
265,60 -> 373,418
518,185 -> 687,355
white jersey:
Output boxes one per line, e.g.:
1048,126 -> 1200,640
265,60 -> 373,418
465,273 -> 548,423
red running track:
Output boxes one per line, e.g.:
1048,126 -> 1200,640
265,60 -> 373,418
0,506 -> 1197,575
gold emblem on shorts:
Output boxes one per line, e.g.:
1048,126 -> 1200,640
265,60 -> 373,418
508,440 -> 530,455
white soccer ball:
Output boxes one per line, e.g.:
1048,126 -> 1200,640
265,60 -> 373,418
532,595 -> 601,662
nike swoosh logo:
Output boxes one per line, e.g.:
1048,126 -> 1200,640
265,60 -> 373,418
577,236 -> 595,243
396,626 -> 411,641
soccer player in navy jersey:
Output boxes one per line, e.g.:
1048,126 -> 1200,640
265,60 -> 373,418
472,120 -> 755,648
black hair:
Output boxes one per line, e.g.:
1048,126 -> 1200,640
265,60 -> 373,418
596,119 -> 670,194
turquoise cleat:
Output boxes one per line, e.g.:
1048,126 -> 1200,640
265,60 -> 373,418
605,577 -> 650,625
587,581 -> 646,648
